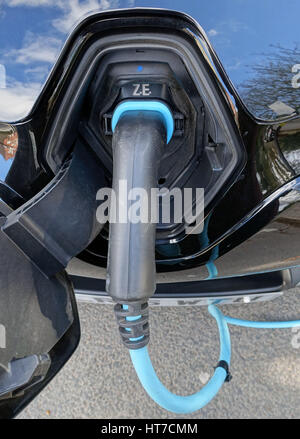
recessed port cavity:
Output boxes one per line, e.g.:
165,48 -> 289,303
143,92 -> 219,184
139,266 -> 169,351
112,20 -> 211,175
79,44 -> 245,243
85,50 -> 202,205
46,20 -> 245,259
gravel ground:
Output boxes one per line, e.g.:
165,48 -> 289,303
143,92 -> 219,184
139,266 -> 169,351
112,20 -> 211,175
18,287 -> 300,419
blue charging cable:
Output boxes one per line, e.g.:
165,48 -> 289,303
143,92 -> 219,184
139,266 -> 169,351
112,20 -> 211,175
115,101 -> 300,414
126,304 -> 300,414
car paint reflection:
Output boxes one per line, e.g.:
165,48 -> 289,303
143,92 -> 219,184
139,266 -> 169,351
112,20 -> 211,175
1,1 -> 300,121
0,123 -> 18,181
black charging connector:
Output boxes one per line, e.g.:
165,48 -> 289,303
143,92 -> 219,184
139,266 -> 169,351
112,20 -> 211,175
106,110 -> 168,348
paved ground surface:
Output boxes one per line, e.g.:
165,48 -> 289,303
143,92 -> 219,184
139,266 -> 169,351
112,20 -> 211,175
19,287 -> 300,419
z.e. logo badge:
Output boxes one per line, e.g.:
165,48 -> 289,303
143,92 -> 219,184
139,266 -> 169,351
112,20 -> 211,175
132,83 -> 152,96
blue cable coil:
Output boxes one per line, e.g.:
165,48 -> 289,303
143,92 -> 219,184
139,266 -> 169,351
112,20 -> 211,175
125,304 -> 300,414
116,102 -> 300,414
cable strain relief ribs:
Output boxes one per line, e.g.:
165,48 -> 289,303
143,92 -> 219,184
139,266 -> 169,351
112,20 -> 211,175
114,302 -> 150,350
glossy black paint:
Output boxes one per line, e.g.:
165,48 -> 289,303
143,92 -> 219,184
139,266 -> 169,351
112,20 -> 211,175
0,245 -> 80,418
0,294 -> 80,419
0,137 -> 105,417
0,8 -> 299,279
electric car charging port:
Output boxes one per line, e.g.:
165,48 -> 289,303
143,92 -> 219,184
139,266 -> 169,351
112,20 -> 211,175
78,45 -> 245,242
39,12 -> 246,268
